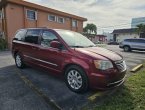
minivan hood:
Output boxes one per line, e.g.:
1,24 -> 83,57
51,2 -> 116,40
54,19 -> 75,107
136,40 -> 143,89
75,47 -> 122,61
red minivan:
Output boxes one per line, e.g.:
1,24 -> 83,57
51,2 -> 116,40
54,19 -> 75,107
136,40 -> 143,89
12,28 -> 127,93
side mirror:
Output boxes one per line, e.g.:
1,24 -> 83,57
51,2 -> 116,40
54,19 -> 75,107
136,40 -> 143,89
50,41 -> 62,50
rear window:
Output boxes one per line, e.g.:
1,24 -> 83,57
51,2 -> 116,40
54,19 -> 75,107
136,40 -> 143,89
25,29 -> 41,44
14,29 -> 26,41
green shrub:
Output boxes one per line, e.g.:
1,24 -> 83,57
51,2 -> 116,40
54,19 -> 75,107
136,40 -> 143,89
0,38 -> 7,51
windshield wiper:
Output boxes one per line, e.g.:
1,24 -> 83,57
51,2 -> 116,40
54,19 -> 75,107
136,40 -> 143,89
70,46 -> 85,48
87,45 -> 96,47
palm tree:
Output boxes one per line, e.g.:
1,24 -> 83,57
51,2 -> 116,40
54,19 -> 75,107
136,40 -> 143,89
83,23 -> 97,34
136,24 -> 145,37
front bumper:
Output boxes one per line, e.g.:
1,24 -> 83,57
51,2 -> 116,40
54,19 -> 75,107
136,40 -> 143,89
89,69 -> 127,90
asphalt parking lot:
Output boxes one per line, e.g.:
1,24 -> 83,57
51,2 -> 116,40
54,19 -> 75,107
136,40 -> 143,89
0,46 -> 145,110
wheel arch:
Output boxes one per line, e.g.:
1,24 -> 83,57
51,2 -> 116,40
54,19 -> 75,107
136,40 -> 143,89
63,63 -> 89,76
123,45 -> 130,48
13,50 -> 19,57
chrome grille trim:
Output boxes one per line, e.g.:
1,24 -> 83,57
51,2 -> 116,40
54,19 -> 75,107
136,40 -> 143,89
115,60 -> 127,72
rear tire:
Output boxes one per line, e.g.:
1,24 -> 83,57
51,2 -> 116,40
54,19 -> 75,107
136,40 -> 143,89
65,65 -> 88,93
123,46 -> 131,52
15,53 -> 25,68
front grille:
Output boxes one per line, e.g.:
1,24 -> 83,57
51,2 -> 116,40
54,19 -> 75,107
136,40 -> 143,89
115,60 -> 127,72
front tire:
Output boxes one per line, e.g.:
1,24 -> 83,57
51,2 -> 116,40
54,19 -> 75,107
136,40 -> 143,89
124,46 -> 131,52
65,65 -> 88,93
15,53 -> 25,68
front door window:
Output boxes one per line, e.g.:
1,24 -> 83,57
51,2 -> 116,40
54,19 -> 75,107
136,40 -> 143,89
41,31 -> 58,47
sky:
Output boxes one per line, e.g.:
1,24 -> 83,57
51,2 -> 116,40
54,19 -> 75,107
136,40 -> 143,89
26,0 -> 145,34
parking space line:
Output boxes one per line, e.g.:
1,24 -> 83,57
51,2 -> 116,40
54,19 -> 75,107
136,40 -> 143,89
14,68 -> 62,110
88,92 -> 102,101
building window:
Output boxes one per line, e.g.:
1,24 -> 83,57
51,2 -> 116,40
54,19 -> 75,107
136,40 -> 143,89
48,15 -> 56,22
0,11 -> 2,19
72,20 -> 78,27
26,10 -> 37,20
57,17 -> 65,23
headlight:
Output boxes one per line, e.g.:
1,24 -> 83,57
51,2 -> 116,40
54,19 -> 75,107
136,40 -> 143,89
94,60 -> 114,70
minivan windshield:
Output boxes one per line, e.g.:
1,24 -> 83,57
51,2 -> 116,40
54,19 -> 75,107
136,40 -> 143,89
56,30 -> 96,48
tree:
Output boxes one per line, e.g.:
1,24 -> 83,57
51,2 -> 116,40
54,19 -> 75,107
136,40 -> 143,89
83,23 -> 97,34
136,24 -> 145,37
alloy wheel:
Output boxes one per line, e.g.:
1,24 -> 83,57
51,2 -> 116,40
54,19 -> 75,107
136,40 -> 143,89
67,70 -> 83,90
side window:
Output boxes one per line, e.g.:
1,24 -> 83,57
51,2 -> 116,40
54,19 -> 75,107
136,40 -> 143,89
41,31 -> 58,47
26,10 -> 37,20
0,11 -> 3,19
129,39 -> 136,42
25,30 -> 40,44
124,39 -> 131,42
14,30 -> 26,41
72,20 -> 78,27
137,39 -> 145,43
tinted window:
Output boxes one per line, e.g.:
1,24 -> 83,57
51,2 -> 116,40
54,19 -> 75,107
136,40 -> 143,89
124,39 -> 137,42
41,31 -> 58,47
136,39 -> 145,43
25,29 -> 40,44
130,39 -> 137,42
15,29 -> 26,41
124,39 -> 130,42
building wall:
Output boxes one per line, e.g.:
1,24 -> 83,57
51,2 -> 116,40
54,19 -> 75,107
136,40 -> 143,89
131,17 -> 145,28
87,36 -> 106,43
103,32 -> 113,42
0,9 -> 3,37
116,33 -> 139,42
37,11 -> 72,30
6,4 -> 24,48
4,3 -> 84,49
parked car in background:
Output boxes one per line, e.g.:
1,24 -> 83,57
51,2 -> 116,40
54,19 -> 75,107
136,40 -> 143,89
94,41 -> 101,44
108,41 -> 119,45
119,38 -> 145,52
12,28 -> 127,93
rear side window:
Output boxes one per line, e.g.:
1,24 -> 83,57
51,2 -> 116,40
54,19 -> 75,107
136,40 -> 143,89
25,29 -> 41,44
136,39 -> 145,43
14,29 -> 26,41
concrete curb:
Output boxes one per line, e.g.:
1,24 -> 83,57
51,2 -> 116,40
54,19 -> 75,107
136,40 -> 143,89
130,64 -> 143,73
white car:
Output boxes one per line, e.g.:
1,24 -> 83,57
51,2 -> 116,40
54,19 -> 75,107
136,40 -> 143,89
119,38 -> 145,52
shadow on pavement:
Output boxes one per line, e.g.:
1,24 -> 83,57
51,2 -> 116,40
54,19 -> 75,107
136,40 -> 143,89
18,67 -> 113,110
0,65 -> 54,110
